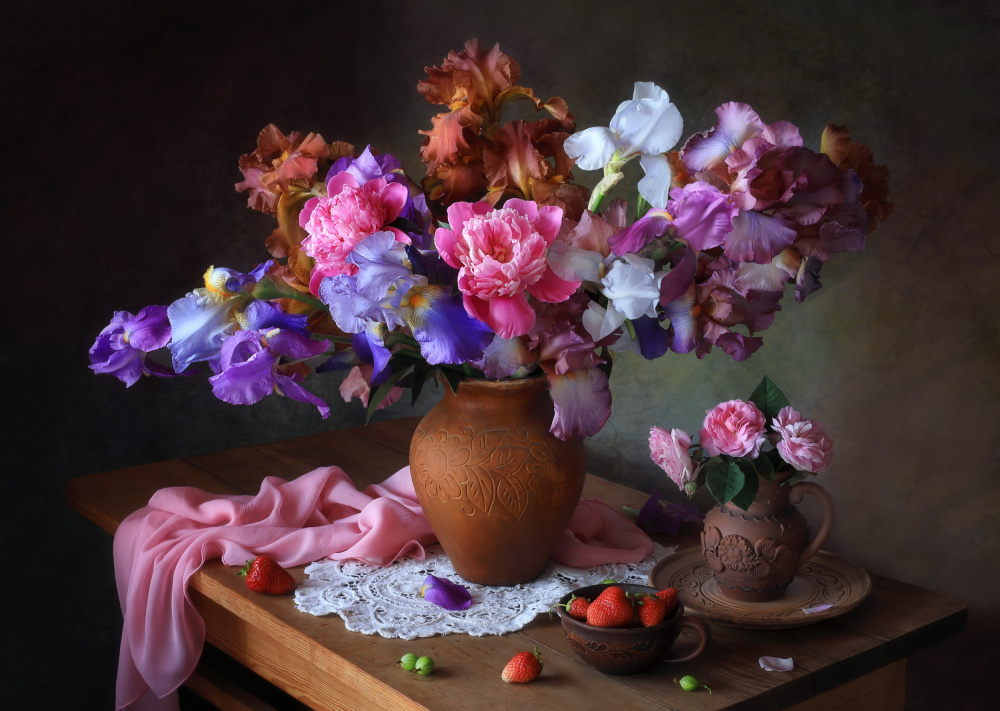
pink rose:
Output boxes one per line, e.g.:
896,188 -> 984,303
649,426 -> 696,489
699,399 -> 767,458
773,406 -> 834,473
434,199 -> 580,339
299,173 -> 410,293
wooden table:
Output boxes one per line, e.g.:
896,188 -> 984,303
67,417 -> 966,711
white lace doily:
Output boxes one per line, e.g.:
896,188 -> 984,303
294,543 -> 675,640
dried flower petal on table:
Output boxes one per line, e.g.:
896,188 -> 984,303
759,656 -> 795,672
420,574 -> 473,610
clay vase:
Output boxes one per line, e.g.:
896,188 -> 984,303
701,473 -> 835,602
409,376 -> 586,586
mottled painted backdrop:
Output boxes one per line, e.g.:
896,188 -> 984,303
3,0 -> 997,708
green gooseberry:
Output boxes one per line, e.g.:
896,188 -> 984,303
677,675 -> 711,693
399,653 -> 418,671
415,656 -> 435,676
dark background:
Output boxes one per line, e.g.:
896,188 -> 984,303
3,1 -> 997,708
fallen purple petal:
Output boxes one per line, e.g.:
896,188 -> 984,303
421,574 -> 472,611
759,656 -> 794,672
634,490 -> 703,535
802,604 -> 834,615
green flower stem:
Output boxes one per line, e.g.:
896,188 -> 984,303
588,191 -> 608,214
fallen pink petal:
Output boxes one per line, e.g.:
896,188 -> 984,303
802,604 -> 834,615
420,574 -> 473,611
759,656 -> 795,672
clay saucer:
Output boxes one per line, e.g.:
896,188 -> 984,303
648,547 -> 871,630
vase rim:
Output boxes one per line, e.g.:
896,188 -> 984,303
450,375 -> 547,394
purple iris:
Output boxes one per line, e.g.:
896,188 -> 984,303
420,574 -> 472,611
89,306 -> 176,386
608,182 -> 736,256
319,232 -> 493,379
167,263 -> 273,373
547,366 -> 612,440
208,301 -> 330,417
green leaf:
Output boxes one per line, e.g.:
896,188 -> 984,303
438,367 -> 463,395
251,276 -> 325,309
635,194 -> 652,221
749,375 -> 790,422
705,459 -> 745,506
730,460 -> 760,511
783,470 -> 810,487
754,451 -> 776,480
410,360 -> 430,407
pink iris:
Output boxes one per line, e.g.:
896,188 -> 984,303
434,199 -> 580,339
299,173 -> 410,294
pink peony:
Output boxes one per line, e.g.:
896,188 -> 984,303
773,406 -> 834,473
299,173 -> 410,293
434,198 -> 580,339
699,399 -> 767,458
649,426 -> 696,489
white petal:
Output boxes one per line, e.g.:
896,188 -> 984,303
611,96 -> 683,157
638,153 -> 674,209
564,126 -> 618,171
631,81 -> 669,102
601,260 -> 661,320
801,604 -> 834,615
759,656 -> 795,672
583,301 -> 626,341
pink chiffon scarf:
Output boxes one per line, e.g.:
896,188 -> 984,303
113,465 -> 653,710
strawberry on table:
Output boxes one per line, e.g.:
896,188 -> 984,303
502,647 -> 543,683
585,585 -> 636,628
237,555 -> 296,595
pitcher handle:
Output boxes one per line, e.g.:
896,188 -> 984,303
661,616 -> 711,663
788,481 -> 835,569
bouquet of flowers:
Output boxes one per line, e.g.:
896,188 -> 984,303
649,376 -> 834,509
89,39 -> 892,441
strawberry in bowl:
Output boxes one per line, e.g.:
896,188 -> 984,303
555,583 -> 710,675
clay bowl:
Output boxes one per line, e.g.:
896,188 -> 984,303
556,583 -> 711,675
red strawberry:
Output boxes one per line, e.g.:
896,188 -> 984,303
655,587 -> 679,617
638,595 -> 667,627
238,555 -> 295,595
586,585 -> 636,628
501,647 -> 543,683
566,595 -> 590,620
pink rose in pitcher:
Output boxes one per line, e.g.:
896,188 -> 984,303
649,426 -> 696,488
699,399 -> 767,458
773,406 -> 834,472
